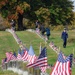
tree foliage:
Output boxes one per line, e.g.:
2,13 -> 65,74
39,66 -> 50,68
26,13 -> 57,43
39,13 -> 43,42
0,0 -> 74,30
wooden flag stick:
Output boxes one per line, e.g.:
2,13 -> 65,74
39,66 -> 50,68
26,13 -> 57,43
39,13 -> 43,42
39,42 -> 41,54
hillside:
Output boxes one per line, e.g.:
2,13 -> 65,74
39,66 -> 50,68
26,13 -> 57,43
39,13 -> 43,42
0,30 -> 75,75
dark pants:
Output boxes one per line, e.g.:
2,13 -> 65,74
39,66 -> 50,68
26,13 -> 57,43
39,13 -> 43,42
63,39 -> 67,48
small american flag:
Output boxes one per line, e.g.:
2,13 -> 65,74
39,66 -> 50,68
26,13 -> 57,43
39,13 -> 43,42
27,45 -> 37,64
2,58 -> 7,65
27,47 -> 48,72
6,52 -> 13,62
49,42 -> 54,48
22,49 -> 28,62
50,52 -> 73,75
11,52 -> 17,61
17,49 -> 22,61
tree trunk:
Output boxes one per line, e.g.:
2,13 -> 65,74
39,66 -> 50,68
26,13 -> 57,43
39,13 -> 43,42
17,13 -> 24,31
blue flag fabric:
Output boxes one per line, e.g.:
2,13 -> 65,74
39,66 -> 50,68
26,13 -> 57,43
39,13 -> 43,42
4,58 -> 7,62
38,47 -> 47,59
67,54 -> 73,68
27,47 -> 48,68
18,49 -> 21,55
28,45 -> 35,56
58,52 -> 73,64
21,50 -> 25,56
57,51 -> 64,62
13,52 -> 17,57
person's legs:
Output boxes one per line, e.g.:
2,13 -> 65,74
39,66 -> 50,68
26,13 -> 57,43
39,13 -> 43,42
63,40 -> 67,48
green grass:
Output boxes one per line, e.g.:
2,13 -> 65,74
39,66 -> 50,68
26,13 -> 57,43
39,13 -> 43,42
0,30 -> 75,75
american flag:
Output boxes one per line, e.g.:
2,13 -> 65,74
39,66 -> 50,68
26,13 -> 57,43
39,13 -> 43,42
21,48 -> 28,62
49,42 -> 54,48
11,52 -> 17,61
17,49 -> 22,61
21,47 -> 29,56
2,58 -> 7,65
6,52 -> 13,62
50,52 -> 73,75
27,45 -> 37,64
27,47 -> 48,72
21,49 -> 25,57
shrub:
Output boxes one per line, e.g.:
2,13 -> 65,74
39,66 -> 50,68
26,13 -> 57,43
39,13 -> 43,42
68,38 -> 75,43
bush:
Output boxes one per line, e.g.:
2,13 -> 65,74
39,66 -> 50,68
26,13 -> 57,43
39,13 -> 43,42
68,38 -> 75,43
0,15 -> 10,31
0,20 -> 10,31
50,25 -> 64,31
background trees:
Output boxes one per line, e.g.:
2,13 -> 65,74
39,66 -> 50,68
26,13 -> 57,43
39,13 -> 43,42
0,0 -> 74,30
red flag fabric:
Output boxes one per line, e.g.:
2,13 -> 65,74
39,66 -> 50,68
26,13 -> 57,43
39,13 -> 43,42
50,52 -> 73,75
6,52 -> 13,62
22,50 -> 28,61
11,52 -> 17,61
27,47 -> 48,72
17,49 -> 22,60
27,45 -> 37,64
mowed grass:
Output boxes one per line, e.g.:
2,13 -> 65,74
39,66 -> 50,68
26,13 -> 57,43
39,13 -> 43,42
0,30 -> 75,75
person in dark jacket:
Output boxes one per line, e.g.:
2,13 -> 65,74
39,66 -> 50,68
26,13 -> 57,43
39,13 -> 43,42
10,20 -> 16,30
61,28 -> 68,48
35,20 -> 40,29
40,23 -> 45,36
45,27 -> 50,40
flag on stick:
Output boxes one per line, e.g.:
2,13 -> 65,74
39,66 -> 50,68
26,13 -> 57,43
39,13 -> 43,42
11,52 -> 17,60
22,49 -> 28,62
27,47 -> 48,72
6,52 -> 13,62
50,52 -> 73,75
2,58 -> 7,65
17,49 -> 22,61
27,45 -> 37,64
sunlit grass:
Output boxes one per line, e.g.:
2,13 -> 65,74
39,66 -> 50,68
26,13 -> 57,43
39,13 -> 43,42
0,30 -> 75,75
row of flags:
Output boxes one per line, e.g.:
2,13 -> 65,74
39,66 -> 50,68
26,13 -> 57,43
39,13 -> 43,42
2,45 -> 48,73
2,44 -> 73,74
3,29 -> 74,74
49,41 -> 59,54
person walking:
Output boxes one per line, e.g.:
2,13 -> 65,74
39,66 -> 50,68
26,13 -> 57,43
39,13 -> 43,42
40,23 -> 45,36
35,20 -> 40,29
45,26 -> 50,40
10,20 -> 16,30
61,28 -> 68,48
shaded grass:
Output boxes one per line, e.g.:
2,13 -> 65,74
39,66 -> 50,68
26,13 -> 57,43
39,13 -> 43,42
0,30 -> 75,75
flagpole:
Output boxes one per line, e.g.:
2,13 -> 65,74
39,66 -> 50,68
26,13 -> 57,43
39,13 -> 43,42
39,42 -> 41,54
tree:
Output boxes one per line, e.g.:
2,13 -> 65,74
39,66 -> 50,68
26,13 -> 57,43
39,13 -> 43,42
0,0 -> 74,30
0,0 -> 30,30
41,0 -> 74,25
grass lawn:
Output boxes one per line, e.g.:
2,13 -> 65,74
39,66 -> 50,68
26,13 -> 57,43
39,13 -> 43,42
0,30 -> 75,75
